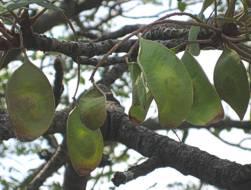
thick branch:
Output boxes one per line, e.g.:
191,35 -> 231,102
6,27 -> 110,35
25,34 -> 135,57
63,163 -> 89,190
1,110 -> 251,140
1,111 -> 251,189
24,34 -> 187,58
74,56 -> 127,67
1,26 -> 217,60
105,112 -> 251,190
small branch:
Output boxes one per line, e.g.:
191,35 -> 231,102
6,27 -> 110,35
74,56 -> 127,67
89,15 -> 219,81
97,24 -> 143,41
27,143 -> 66,190
142,118 -> 251,131
209,129 -> 251,151
112,156 -> 163,186
98,63 -> 128,86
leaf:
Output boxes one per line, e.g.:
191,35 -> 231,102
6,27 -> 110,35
78,87 -> 107,130
6,60 -> 55,141
186,0 -> 214,56
4,0 -> 61,13
182,51 -> 224,125
213,48 -> 250,119
187,26 -> 200,56
178,1 -> 187,12
138,38 -> 193,128
67,107 -> 104,176
0,2 -> 6,14
128,63 -> 153,123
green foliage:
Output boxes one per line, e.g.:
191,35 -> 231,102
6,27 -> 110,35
178,1 -> 187,12
214,48 -> 250,119
78,87 -> 107,130
138,38 -> 193,128
6,58 -> 55,141
129,63 -> 152,123
182,51 -> 223,125
137,39 -> 250,126
67,107 -> 104,176
187,26 -> 201,56
187,0 -> 215,56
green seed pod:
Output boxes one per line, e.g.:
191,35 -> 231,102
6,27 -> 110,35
78,87 -> 107,130
6,61 -> 55,141
67,107 -> 104,176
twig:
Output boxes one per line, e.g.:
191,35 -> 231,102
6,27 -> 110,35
112,156 -> 164,186
209,129 -> 251,151
89,12 -> 220,82
27,143 -> 66,190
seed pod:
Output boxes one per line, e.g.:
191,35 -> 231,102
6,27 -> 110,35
67,107 -> 104,176
6,61 -> 55,141
182,51 -> 224,125
78,87 -> 107,130
138,38 -> 193,128
128,63 -> 152,123
214,48 -> 249,119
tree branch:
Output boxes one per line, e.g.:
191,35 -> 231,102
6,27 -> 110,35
63,162 -> 89,190
1,108 -> 251,189
106,111 -> 251,190
97,24 -> 143,41
0,24 -> 217,60
143,118 -> 251,131
27,143 -> 66,190
1,110 -> 251,141
74,56 -> 127,67
98,63 -> 128,86
112,156 -> 163,186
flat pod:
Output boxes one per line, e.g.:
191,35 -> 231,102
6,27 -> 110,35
182,51 -> 224,125
138,38 -> 193,128
6,62 -> 55,140
129,63 -> 152,123
213,48 -> 250,119
67,107 -> 104,176
78,87 -> 107,130
187,26 -> 200,56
